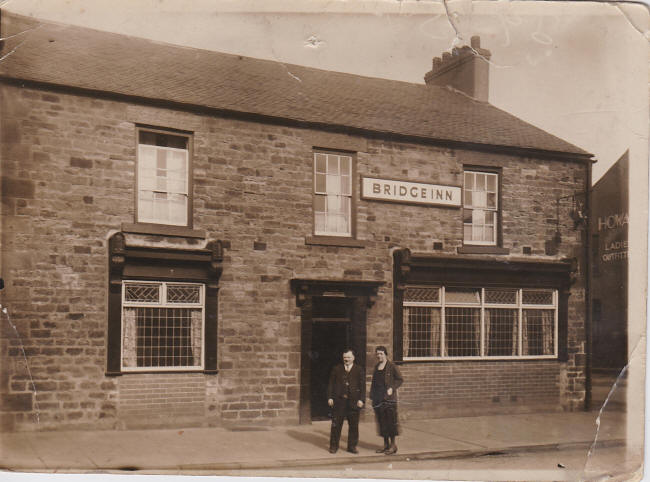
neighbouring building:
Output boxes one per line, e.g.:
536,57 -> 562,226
589,151 -> 628,409
0,12 -> 594,432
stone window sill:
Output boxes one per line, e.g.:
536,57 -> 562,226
121,222 -> 205,239
305,235 -> 367,248
394,357 -> 557,364
457,245 -> 510,255
106,369 -> 218,376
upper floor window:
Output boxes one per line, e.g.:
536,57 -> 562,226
463,170 -> 498,245
137,129 -> 191,227
313,151 -> 353,237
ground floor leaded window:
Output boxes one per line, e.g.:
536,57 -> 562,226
402,286 -> 557,360
122,281 -> 204,371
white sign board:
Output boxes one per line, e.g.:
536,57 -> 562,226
361,177 -> 461,207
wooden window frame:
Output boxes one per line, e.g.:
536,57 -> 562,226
312,149 -> 357,240
402,286 -> 558,361
135,126 -> 194,229
120,280 -> 206,372
392,249 -> 572,363
107,233 -> 222,375
462,166 -> 502,247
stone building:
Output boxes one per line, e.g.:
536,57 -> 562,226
0,12 -> 594,432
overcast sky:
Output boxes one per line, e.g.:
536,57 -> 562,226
1,0 -> 648,182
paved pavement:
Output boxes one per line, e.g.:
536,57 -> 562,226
0,409 -> 628,474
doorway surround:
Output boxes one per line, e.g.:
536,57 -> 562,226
290,279 -> 384,424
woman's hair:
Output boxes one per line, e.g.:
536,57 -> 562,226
375,346 -> 388,356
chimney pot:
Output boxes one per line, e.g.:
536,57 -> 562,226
470,36 -> 481,48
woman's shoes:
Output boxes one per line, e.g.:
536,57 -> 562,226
376,447 -> 388,453
384,444 -> 397,455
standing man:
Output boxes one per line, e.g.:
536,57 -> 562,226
327,349 -> 365,454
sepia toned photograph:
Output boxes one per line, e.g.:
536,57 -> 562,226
0,1 -> 647,481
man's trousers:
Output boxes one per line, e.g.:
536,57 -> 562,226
329,399 -> 360,451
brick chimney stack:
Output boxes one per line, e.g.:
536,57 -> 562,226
424,36 -> 492,102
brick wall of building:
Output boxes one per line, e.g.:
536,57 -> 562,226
397,360 -> 561,419
117,374 -> 206,429
0,83 -> 588,431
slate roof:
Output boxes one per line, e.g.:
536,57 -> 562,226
0,12 -> 591,158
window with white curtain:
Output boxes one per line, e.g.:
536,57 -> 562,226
121,281 -> 204,371
402,286 -> 557,359
313,151 -> 353,237
463,170 -> 498,245
137,129 -> 190,226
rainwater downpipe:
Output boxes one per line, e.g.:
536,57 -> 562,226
585,159 -> 593,411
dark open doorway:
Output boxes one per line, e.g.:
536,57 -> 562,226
310,297 -> 352,420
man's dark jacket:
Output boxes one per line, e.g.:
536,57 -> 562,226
327,364 -> 366,406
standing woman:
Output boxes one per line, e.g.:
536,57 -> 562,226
370,346 -> 404,455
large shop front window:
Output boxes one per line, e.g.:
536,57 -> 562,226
402,286 -> 557,360
121,281 -> 204,371
463,170 -> 498,245
313,151 -> 353,237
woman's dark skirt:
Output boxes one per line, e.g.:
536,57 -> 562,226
373,401 -> 400,437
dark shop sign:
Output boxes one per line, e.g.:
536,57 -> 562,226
361,177 -> 461,207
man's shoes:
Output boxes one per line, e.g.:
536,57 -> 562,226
347,447 -> 359,454
329,447 -> 338,454
376,447 -> 389,453
384,445 -> 397,455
